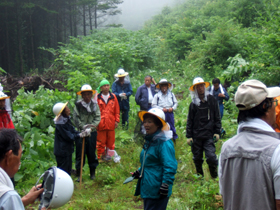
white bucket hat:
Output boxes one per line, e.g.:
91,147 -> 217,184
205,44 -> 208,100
114,69 -> 129,77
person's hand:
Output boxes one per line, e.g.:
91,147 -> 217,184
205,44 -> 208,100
163,108 -> 167,112
213,134 -> 220,142
21,184 -> 44,207
187,138 -> 193,146
218,93 -> 225,97
131,170 -> 140,179
79,131 -> 87,138
159,183 -> 169,199
83,124 -> 95,130
85,128 -> 92,137
168,108 -> 173,112
115,122 -> 118,128
122,93 -> 126,96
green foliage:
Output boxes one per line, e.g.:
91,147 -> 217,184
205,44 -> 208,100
44,28 -> 158,91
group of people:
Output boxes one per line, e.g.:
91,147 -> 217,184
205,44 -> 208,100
2,70 -> 280,210
53,68 -> 133,182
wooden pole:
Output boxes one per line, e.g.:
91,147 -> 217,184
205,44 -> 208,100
79,137 -> 85,187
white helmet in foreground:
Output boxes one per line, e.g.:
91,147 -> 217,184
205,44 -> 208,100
138,108 -> 169,131
36,167 -> 74,209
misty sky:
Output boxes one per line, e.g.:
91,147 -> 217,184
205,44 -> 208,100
108,0 -> 182,30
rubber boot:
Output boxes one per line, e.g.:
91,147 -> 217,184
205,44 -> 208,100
208,164 -> 218,178
90,168 -> 96,180
194,161 -> 204,177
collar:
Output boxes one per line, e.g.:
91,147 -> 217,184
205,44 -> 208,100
237,118 -> 275,134
0,167 -> 14,198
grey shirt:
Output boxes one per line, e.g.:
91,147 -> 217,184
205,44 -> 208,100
219,119 -> 280,210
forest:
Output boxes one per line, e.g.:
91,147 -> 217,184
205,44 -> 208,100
1,0 -> 280,209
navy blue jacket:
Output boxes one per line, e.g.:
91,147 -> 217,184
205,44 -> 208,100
112,80 -> 133,110
210,86 -> 229,105
135,84 -> 156,110
54,118 -> 80,157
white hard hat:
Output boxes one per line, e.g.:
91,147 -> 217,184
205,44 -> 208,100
189,77 -> 210,91
138,108 -> 169,131
114,69 -> 128,77
36,167 -> 74,209
76,84 -> 96,95
53,102 -> 68,121
0,91 -> 10,100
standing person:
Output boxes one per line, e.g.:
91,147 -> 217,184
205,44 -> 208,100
210,78 -> 229,119
219,80 -> 280,210
132,108 -> 177,210
0,129 -> 46,209
53,102 -> 90,175
0,91 -> 14,129
186,77 -> 221,178
152,79 -> 178,141
96,79 -> 120,160
73,84 -> 101,182
135,75 -> 156,111
112,69 -> 133,129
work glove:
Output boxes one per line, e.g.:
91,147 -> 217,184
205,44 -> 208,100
187,138 -> 193,146
79,131 -> 87,138
85,128 -> 92,137
213,134 -> 220,143
159,183 -> 169,199
83,124 -> 96,130
132,170 -> 140,179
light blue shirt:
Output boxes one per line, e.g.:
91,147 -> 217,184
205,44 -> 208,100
0,190 -> 24,210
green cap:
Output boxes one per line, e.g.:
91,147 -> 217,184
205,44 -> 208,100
98,79 -> 110,92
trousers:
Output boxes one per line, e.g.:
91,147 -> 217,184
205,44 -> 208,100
75,131 -> 99,174
96,130 -> 115,158
56,155 -> 72,175
143,197 -> 169,210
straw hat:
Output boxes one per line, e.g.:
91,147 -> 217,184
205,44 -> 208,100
0,91 -> 10,100
114,69 -> 128,77
155,79 -> 172,89
77,84 -> 96,95
138,108 -> 169,131
189,77 -> 210,91
53,102 -> 68,121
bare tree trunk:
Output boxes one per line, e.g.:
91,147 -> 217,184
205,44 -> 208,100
5,6 -> 11,73
69,0 -> 73,36
94,4 -> 97,29
15,0 -> 24,76
83,4 -> 86,36
29,14 -> 36,70
89,6 -> 92,31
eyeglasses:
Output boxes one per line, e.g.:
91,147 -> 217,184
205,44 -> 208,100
273,99 -> 278,106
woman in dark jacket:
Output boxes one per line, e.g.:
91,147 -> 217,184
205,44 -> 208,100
132,108 -> 177,210
53,102 -> 89,175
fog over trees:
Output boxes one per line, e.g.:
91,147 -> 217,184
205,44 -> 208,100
108,0 -> 181,30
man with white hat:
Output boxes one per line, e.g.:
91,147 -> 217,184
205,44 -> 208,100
219,79 -> 280,210
112,69 -> 133,129
73,84 -> 101,181
152,79 -> 178,141
0,91 -> 14,129
186,77 -> 221,178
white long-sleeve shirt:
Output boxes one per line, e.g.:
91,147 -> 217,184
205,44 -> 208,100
152,90 -> 178,110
